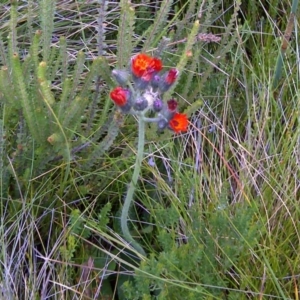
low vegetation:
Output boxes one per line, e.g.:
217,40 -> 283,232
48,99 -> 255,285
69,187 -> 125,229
0,0 -> 299,299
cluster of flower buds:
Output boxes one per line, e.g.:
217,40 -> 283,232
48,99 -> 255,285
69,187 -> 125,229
110,53 -> 188,133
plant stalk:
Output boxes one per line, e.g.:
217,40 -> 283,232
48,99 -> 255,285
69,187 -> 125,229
121,115 -> 146,256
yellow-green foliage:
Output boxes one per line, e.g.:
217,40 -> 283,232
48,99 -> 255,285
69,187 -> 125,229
0,6 -> 119,177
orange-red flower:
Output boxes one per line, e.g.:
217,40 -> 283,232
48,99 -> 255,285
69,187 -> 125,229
169,112 -> 189,133
110,87 -> 129,106
131,53 -> 162,80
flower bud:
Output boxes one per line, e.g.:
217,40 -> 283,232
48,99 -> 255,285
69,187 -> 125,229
119,102 -> 133,113
153,98 -> 163,112
151,74 -> 161,89
133,97 -> 148,111
165,68 -> 179,84
167,99 -> 178,112
159,68 -> 179,92
112,69 -> 129,86
157,118 -> 168,131
133,76 -> 151,90
110,87 -> 130,107
158,99 -> 178,123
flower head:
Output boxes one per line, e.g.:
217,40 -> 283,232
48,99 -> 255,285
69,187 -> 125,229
110,53 -> 189,128
110,87 -> 130,107
131,53 -> 162,80
169,112 -> 188,133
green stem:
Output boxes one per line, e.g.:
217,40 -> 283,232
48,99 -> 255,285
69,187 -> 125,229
121,114 -> 146,256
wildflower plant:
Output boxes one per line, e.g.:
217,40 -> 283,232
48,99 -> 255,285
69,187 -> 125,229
110,53 -> 188,255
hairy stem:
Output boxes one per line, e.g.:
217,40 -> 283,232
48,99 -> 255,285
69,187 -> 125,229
121,115 -> 146,256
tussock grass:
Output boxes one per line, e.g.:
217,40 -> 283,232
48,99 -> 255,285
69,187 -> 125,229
0,0 -> 299,299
